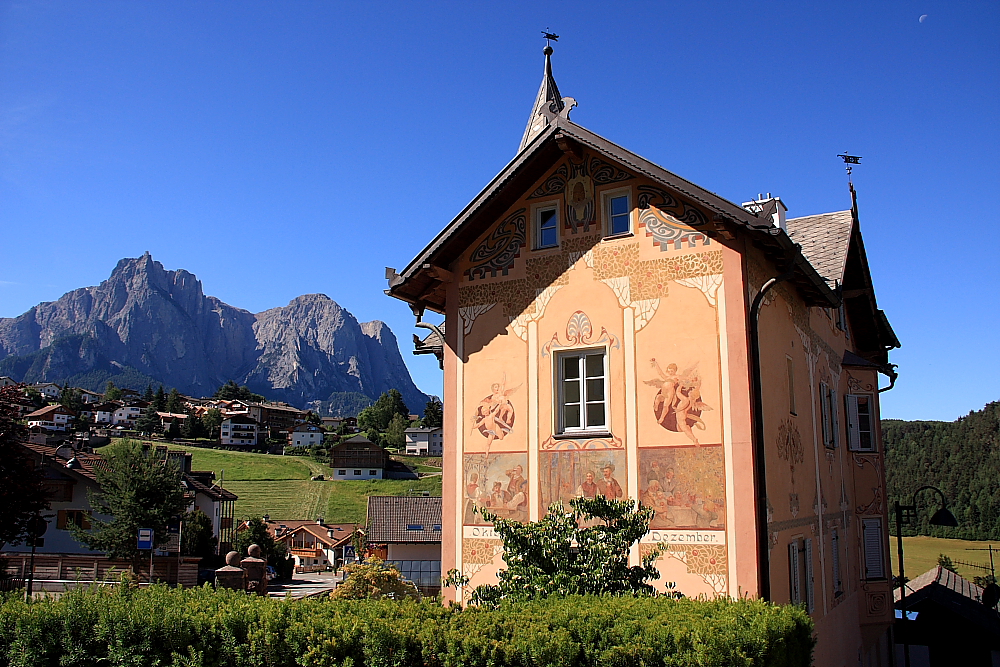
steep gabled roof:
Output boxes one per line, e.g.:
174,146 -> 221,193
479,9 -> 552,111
786,210 -> 854,287
366,495 -> 442,544
386,115 -> 837,313
894,566 -> 1000,636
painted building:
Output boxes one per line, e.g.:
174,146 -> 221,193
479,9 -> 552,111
385,46 -> 900,667
404,427 -> 443,455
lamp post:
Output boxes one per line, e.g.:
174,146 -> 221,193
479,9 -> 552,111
894,485 -> 958,667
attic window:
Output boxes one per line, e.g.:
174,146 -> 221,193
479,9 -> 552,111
432,524 -> 442,531
406,524 -> 424,531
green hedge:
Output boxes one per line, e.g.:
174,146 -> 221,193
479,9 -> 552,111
0,586 -> 813,667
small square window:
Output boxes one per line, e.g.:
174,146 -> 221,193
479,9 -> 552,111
536,206 -> 558,248
338,470 -> 346,475
368,470 -> 377,475
607,194 -> 631,236
353,469 -> 361,476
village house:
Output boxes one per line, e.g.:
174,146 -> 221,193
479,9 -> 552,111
112,400 -> 149,427
4,442 -> 236,587
0,375 -> 17,387
219,414 -> 261,447
271,519 -> 353,573
330,435 -> 388,480
286,422 -> 325,448
384,45 -> 899,666
404,426 -> 443,456
91,402 -> 119,424
366,495 -> 443,596
25,404 -> 75,432
77,389 -> 103,404
30,382 -> 62,399
156,411 -> 190,431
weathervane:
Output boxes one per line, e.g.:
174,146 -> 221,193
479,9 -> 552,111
838,152 -> 862,183
542,30 -> 559,47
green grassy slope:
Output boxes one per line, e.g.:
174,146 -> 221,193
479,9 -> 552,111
891,536 -> 999,583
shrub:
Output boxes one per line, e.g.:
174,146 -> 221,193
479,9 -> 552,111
0,586 -> 814,667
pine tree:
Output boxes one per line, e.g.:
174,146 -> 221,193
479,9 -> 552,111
135,407 -> 162,435
142,384 -> 155,402
153,385 -> 167,411
423,398 -> 443,428
165,388 -> 184,414
104,381 -> 123,402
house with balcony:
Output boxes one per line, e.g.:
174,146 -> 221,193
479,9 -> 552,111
404,426 -> 443,456
219,414 -> 260,447
366,495 -> 442,595
272,520 -> 354,573
31,382 -> 62,399
25,404 -> 75,432
287,422 -> 325,448
91,402 -> 119,424
112,401 -> 148,427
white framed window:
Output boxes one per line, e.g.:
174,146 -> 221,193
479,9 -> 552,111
533,203 -> 559,249
862,517 -> 886,580
602,187 -> 632,237
557,350 -> 607,433
846,394 -> 875,451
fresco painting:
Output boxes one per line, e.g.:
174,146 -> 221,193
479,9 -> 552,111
464,452 -> 529,525
469,374 -> 519,456
644,358 -> 713,445
638,446 -> 726,530
538,450 -> 628,514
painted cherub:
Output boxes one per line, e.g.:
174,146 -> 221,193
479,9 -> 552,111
471,374 -> 520,456
646,359 -> 713,445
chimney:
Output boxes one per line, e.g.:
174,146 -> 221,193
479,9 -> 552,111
316,517 -> 324,526
741,193 -> 787,232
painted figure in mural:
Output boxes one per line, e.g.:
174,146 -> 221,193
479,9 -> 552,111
466,472 -> 480,501
598,464 -> 623,499
471,375 -> 519,455
505,464 -> 528,511
645,359 -> 713,445
576,470 -> 600,499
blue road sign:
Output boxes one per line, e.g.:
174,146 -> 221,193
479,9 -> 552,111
137,528 -> 154,550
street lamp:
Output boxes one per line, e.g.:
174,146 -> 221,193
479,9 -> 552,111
895,485 -> 958,667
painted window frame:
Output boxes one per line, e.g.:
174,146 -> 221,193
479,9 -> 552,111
532,200 -> 561,250
601,186 -> 633,238
845,393 -> 875,452
555,348 -> 609,434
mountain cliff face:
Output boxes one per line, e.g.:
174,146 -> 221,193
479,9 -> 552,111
0,254 -> 430,414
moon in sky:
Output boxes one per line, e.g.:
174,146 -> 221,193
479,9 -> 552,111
919,14 -> 928,23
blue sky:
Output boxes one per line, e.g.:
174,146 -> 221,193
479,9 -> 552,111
1,1 -> 997,421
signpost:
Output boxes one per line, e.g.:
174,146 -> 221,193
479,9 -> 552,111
24,515 -> 48,602
137,529 -> 154,584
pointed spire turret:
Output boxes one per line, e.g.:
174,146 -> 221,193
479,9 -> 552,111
518,44 -> 576,152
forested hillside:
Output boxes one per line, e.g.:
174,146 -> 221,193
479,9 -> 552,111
884,401 -> 1000,540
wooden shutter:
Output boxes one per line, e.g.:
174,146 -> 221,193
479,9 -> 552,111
819,382 -> 831,446
830,388 -> 840,448
845,394 -> 861,450
788,541 -> 801,603
805,538 -> 816,613
56,510 -> 67,529
862,518 -> 885,579
786,357 -> 796,415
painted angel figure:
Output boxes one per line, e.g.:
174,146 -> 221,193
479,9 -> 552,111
471,374 -> 519,456
645,359 -> 713,445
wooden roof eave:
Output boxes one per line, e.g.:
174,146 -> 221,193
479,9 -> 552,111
387,117 -> 839,310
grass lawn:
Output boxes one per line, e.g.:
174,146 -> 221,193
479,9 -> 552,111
891,535 -> 999,582
144,442 -> 443,523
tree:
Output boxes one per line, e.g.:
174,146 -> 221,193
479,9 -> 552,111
937,553 -> 958,573
213,380 -> 265,403
235,517 -> 286,566
142,384 -> 155,403
0,385 -> 49,550
358,389 -> 409,433
163,419 -> 181,441
165,388 -> 184,414
104,381 -> 124,402
384,413 -> 408,448
70,439 -> 187,561
134,408 -> 162,435
22,386 -> 44,408
306,411 -> 322,426
331,558 -> 420,601
153,385 -> 167,412
182,409 -> 206,440
458,496 -> 671,606
202,408 -> 223,438
59,386 -> 85,414
181,508 -> 217,558
423,398 -> 443,429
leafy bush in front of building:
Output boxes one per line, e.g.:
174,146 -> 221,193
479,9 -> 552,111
0,584 -> 814,667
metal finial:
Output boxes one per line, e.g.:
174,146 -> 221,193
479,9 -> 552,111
542,30 -> 559,52
838,152 -> 861,183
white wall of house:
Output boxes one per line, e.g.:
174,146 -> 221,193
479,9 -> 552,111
5,474 -> 106,555
331,467 -> 382,480
112,406 -> 143,425
220,420 -> 258,446
404,428 -> 443,456
289,430 -> 324,447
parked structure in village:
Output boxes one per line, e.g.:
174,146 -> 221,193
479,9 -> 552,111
385,45 -> 899,666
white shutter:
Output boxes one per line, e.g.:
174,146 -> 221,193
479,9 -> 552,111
845,394 -> 861,450
789,541 -> 802,603
862,518 -> 885,579
820,382 -> 831,446
805,538 -> 816,613
830,388 -> 840,448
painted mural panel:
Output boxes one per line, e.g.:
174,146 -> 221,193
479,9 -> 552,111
538,450 -> 628,514
464,452 -> 529,525
638,446 -> 726,531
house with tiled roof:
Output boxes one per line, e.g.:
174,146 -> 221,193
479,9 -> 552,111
272,519 -> 354,573
25,404 -> 75,432
366,495 -> 442,594
383,43 -> 900,665
286,422 -> 325,448
219,414 -> 260,447
330,435 -> 389,480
